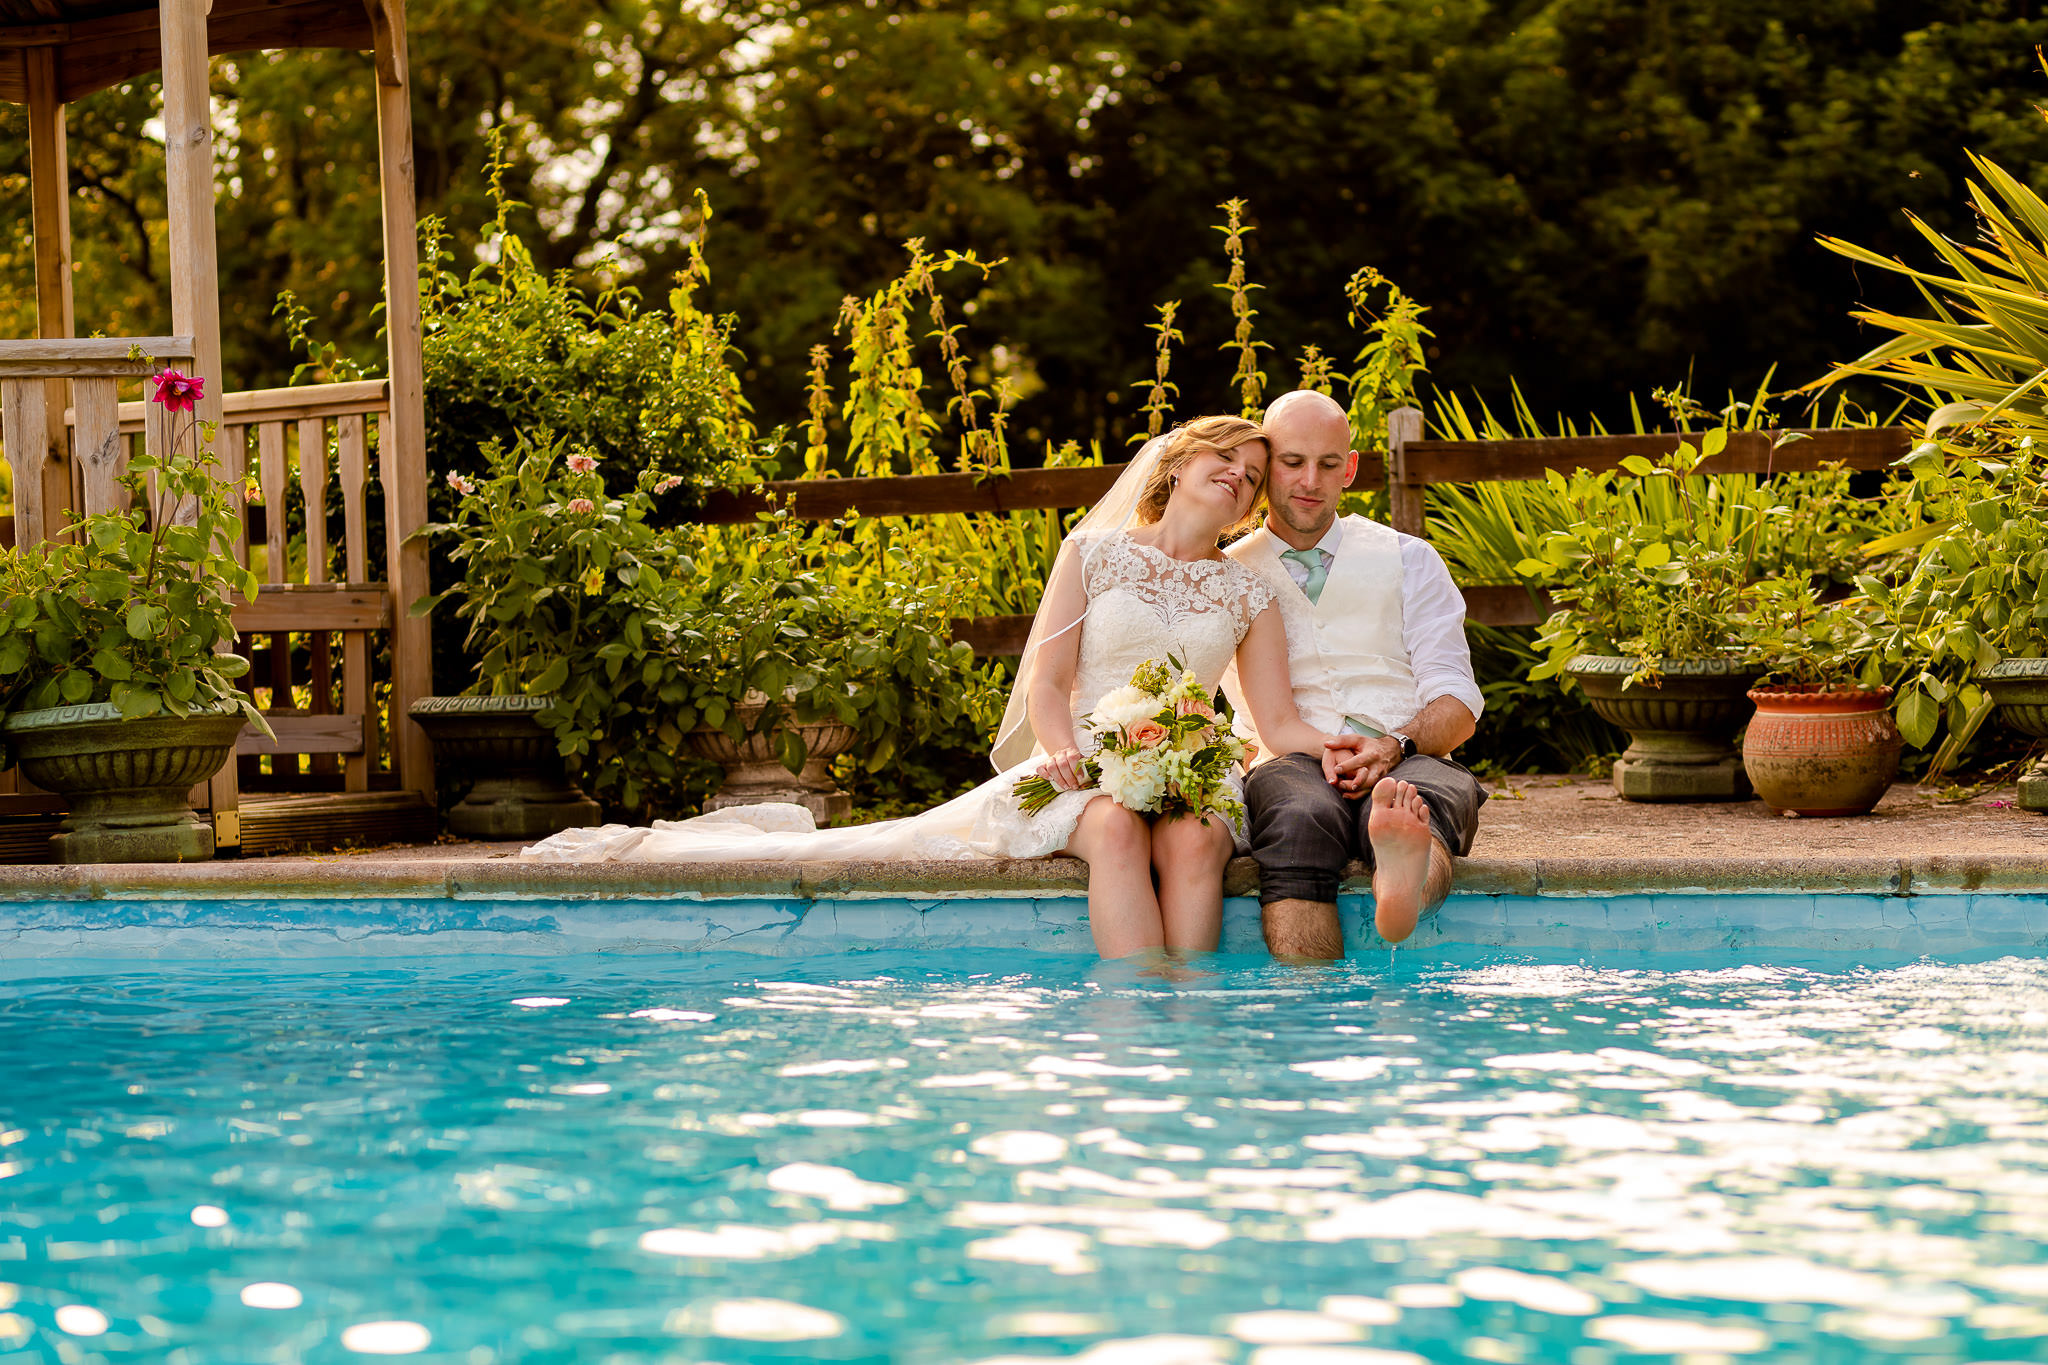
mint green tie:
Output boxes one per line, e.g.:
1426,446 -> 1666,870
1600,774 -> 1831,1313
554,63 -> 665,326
1280,546 -> 1328,604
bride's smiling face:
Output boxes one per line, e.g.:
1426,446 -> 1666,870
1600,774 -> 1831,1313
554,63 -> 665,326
1172,440 -> 1268,523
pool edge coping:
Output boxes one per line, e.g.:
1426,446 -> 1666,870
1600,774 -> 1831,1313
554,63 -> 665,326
2,852 -> 2047,901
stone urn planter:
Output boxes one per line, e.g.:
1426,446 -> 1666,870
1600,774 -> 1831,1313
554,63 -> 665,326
408,695 -> 601,839
1741,685 -> 1901,817
0,702 -> 245,863
1979,657 -> 2048,813
1566,655 -> 1763,801
686,694 -> 857,823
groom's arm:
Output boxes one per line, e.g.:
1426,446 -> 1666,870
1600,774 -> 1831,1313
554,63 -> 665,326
1327,538 -> 1483,796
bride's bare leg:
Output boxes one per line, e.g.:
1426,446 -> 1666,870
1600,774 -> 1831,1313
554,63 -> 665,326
1067,796 -> 1164,958
1151,813 -> 1234,952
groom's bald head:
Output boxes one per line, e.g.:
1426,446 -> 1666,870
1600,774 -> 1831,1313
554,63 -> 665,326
1260,390 -> 1358,546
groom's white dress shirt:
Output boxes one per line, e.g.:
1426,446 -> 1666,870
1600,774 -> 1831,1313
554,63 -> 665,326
1274,519 -> 1485,724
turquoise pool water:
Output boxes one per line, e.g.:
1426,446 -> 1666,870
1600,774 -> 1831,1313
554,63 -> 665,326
4,948 -> 2048,1363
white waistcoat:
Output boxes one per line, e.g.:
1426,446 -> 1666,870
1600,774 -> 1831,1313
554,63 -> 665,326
1222,515 -> 1423,762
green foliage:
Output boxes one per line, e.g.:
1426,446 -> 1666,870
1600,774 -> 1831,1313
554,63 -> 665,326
0,426 -> 269,739
1814,143 -> 2048,765
675,515 -> 1006,786
1743,575 -> 1878,689
17,0 -> 2048,444
1854,438 -> 2048,765
416,432 -> 999,817
1516,431 -> 1768,684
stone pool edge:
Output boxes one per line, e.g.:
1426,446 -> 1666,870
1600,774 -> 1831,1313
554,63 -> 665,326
2,852 -> 2046,902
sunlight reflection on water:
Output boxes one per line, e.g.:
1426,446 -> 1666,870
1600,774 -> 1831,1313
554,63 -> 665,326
3,949 -> 2048,1361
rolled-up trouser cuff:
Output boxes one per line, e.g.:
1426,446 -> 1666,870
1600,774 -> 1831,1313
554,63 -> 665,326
1255,865 -> 1343,907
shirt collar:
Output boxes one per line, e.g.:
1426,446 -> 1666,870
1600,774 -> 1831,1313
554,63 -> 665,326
1313,519 -> 1344,557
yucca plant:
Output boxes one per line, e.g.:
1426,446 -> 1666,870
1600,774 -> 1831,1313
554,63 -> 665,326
1817,148 -> 2048,766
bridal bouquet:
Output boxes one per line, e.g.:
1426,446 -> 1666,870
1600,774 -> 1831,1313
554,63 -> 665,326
1013,658 -> 1249,824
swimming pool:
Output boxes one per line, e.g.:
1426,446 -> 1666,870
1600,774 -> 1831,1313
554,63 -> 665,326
4,947 -> 2047,1362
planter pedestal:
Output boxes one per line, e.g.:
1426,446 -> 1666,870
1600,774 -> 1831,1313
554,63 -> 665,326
688,702 -> 856,823
1,703 -> 245,863
409,697 -> 602,840
1980,658 -> 2048,814
1566,655 -> 1761,802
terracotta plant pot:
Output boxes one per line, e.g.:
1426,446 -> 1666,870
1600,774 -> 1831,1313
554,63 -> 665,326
1979,657 -> 2048,813
1565,655 -> 1762,801
1741,684 -> 1901,816
686,694 -> 857,823
0,702 -> 245,863
408,695 -> 602,839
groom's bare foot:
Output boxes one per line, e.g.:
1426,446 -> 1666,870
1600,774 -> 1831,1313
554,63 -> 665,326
1367,778 -> 1433,943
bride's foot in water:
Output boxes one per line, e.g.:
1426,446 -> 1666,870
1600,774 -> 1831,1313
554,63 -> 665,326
1367,778 -> 1433,944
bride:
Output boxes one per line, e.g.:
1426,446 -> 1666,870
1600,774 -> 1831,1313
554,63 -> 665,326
525,415 -> 1354,958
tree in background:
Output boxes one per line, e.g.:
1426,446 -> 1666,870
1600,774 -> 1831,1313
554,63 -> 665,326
7,0 -> 2048,448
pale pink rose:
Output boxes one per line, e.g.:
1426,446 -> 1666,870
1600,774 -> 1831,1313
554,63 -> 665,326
446,471 -> 477,495
566,453 -> 599,474
1176,697 -> 1216,721
567,497 -> 596,514
1129,720 -> 1169,748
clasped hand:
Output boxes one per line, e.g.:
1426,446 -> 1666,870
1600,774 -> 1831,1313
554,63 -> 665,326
1320,732 -> 1402,800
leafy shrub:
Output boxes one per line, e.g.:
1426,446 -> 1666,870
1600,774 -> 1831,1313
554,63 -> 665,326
0,416 -> 267,737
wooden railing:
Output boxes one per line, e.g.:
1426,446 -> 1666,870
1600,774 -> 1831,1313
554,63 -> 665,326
1385,408 -> 1915,625
0,338 -> 403,823
695,411 -> 1914,651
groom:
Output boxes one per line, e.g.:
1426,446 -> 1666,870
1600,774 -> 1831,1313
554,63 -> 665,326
1222,390 -> 1486,957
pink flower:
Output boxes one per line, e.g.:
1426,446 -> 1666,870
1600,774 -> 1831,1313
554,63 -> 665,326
567,497 -> 596,514
566,453 -> 599,474
653,474 -> 684,494
1129,720 -> 1168,748
244,481 -> 263,504
1176,697 -> 1216,721
150,368 -> 205,413
446,472 -> 477,496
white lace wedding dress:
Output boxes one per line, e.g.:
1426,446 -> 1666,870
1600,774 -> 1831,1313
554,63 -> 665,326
521,532 -> 1277,863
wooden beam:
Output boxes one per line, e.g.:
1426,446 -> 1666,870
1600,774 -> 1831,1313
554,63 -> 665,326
232,585 -> 394,633
25,42 -> 73,545
55,1 -> 378,104
0,49 -> 26,103
1399,427 -> 1914,486
0,377 -> 50,546
160,0 -> 237,841
1387,405 -> 1425,537
236,713 -> 366,757
0,25 -> 70,48
68,377 -> 388,435
698,455 -> 1391,524
0,335 -> 193,369
373,1 -> 434,799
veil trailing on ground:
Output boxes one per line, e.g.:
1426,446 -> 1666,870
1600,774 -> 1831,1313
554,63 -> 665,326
988,433 -> 1172,771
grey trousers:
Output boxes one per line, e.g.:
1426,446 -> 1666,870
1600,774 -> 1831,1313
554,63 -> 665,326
1244,752 -> 1485,905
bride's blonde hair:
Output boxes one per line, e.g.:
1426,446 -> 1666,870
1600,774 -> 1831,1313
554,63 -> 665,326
1132,415 -> 1269,537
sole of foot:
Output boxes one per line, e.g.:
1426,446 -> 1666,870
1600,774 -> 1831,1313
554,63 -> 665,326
1367,776 -> 1432,943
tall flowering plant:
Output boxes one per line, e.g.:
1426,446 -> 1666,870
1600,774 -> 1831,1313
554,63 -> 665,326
1013,657 -> 1249,824
0,368 -> 269,737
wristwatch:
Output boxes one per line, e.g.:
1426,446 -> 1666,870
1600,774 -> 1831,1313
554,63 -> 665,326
1391,731 -> 1417,760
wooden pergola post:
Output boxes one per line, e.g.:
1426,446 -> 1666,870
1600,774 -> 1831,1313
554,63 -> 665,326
159,0 -> 240,841
370,0 -> 434,798
25,42 -> 75,546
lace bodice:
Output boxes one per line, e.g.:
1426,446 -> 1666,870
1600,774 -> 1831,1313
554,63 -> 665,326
1069,533 -> 1275,735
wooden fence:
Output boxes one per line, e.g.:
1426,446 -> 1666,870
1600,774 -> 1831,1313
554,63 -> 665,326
0,338 -> 432,856
692,408 -> 1915,652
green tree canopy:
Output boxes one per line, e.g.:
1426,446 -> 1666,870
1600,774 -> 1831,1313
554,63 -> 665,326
7,0 -> 2048,451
